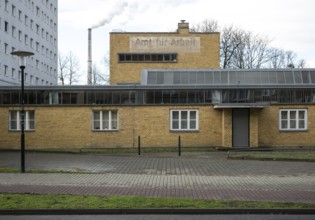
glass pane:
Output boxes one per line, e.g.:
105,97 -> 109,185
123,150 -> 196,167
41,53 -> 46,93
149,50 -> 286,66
289,111 -> 296,120
190,120 -> 196,129
181,111 -> 188,119
181,72 -> 189,84
172,111 -> 179,120
189,72 -> 197,84
284,71 -> 294,84
277,71 -> 285,84
281,111 -> 287,119
103,120 -> 109,129
28,111 -> 34,120
174,72 -> 181,84
196,72 -> 204,84
172,121 -> 179,129
290,120 -> 296,129
156,73 -> 164,84
94,111 -> 100,120
268,72 -> 277,84
301,71 -> 310,84
281,120 -> 287,129
111,111 -> 117,120
112,121 -> 117,130
94,121 -> 100,130
294,71 -> 302,83
28,121 -> 35,130
298,111 -> 305,119
299,120 -> 305,129
205,72 -> 213,84
221,71 -> 228,84
214,72 -> 220,84
190,111 -> 196,120
103,111 -> 109,120
181,120 -> 187,129
260,72 -> 269,84
310,71 -> 315,83
10,111 -> 18,120
10,121 -> 17,130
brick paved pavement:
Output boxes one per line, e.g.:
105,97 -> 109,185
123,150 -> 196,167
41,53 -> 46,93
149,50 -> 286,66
0,151 -> 314,203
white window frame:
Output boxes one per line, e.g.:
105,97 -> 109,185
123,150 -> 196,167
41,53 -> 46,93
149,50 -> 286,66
170,110 -> 199,131
9,110 -> 35,131
93,110 -> 118,131
279,109 -> 307,131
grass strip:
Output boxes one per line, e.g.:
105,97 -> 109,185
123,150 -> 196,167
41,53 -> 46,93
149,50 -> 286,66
0,194 -> 314,209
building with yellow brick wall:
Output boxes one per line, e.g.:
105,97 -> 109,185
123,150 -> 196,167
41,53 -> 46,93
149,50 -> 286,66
1,21 -> 315,151
110,21 -> 220,85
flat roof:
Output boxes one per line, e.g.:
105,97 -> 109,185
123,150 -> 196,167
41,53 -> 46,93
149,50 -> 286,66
142,68 -> 315,87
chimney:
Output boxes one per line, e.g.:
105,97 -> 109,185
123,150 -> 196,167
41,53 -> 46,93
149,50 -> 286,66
178,20 -> 189,34
87,28 -> 92,85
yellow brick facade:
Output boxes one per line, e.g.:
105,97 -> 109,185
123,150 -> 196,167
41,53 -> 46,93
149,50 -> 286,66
1,105 -> 315,150
109,22 -> 220,85
0,106 -> 222,150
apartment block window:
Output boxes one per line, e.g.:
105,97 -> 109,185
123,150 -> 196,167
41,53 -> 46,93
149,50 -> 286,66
170,110 -> 198,131
12,5 -> 16,16
4,21 -> 9,32
18,30 -> 22,41
11,68 -> 15,78
4,43 -> 8,54
11,26 -> 16,37
9,110 -> 35,131
279,109 -> 307,131
5,0 -> 9,11
4,65 -> 8,76
93,110 -> 118,131
18,10 -> 22,21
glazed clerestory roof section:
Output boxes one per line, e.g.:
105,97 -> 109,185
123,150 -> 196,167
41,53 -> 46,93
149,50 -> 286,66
141,68 -> 315,87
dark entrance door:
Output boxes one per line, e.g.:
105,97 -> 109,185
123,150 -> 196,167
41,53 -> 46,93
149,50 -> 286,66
232,108 -> 249,148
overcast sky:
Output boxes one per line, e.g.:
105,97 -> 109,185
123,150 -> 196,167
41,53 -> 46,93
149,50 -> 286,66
58,0 -> 315,84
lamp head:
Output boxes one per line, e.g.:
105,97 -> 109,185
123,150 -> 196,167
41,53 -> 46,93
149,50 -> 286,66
11,51 -> 34,66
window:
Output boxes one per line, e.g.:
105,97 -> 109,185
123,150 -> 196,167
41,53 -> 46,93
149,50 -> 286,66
4,21 -> 9,32
170,110 -> 198,131
93,110 -> 118,131
4,65 -> 8,76
11,26 -> 16,37
9,110 -> 35,131
12,5 -> 16,16
118,53 -> 177,63
279,109 -> 307,131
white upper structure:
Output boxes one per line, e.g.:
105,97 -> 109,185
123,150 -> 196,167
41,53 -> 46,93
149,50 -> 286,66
0,0 -> 58,86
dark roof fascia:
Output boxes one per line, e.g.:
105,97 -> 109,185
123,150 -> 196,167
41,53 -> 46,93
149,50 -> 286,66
1,84 -> 315,91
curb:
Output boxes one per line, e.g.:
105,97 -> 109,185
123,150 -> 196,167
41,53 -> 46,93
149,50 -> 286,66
1,208 -> 315,215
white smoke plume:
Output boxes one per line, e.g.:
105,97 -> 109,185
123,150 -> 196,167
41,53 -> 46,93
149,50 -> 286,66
90,1 -> 129,29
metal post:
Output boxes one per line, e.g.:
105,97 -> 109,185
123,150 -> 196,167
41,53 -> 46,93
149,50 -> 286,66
20,65 -> 25,173
178,136 -> 181,157
10,51 -> 34,174
138,136 -> 141,155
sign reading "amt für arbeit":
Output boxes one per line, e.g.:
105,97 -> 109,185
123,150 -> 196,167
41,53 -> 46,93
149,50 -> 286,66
130,37 -> 200,53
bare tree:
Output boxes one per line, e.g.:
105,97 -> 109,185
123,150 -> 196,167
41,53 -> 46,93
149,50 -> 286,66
220,25 -> 243,68
58,52 -> 69,85
268,49 -> 307,69
191,19 -> 306,69
92,64 -> 108,85
190,19 -> 220,32
67,52 -> 80,85
57,51 -> 81,85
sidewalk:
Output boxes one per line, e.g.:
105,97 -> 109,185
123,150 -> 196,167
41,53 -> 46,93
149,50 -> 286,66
0,151 -> 314,203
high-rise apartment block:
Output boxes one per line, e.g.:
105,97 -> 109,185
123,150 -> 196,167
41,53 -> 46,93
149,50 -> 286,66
0,0 -> 58,86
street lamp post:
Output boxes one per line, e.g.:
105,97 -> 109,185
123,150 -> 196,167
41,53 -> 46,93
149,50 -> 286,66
11,51 -> 34,173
